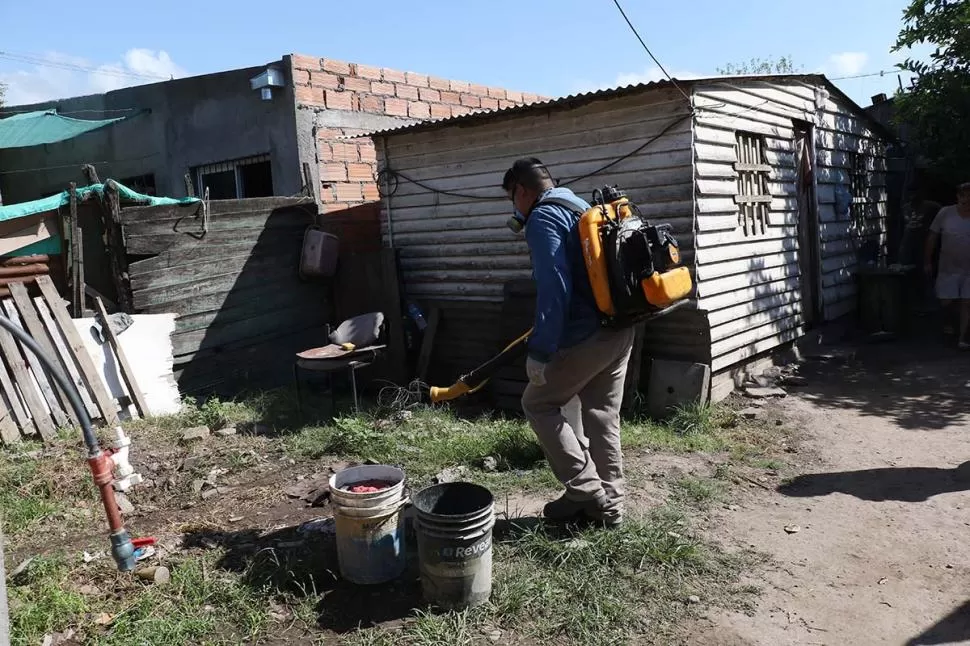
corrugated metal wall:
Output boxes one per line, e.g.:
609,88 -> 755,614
691,79 -> 887,396
377,87 -> 702,389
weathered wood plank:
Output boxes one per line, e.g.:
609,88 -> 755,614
120,197 -> 316,225
0,389 -> 20,444
9,283 -> 81,428
0,305 -> 56,440
386,116 -> 692,191
132,262 -> 300,310
128,239 -> 297,275
171,302 -> 327,357
93,297 -> 149,418
36,276 -> 119,426
1,298 -> 72,429
124,223 -> 309,256
0,346 -> 34,436
706,289 -> 801,328
124,209 -> 315,240
34,297 -> 99,420
711,325 -> 803,373
416,306 -> 441,383
174,325 -> 326,394
69,184 -> 81,317
387,91 -> 688,161
130,248 -> 302,292
173,286 -> 324,334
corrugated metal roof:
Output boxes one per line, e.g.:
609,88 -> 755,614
358,73 -> 895,142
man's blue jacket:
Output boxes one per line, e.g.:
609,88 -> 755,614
524,187 -> 601,363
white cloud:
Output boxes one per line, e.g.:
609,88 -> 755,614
1,49 -> 186,106
828,52 -> 869,76
572,66 -> 701,94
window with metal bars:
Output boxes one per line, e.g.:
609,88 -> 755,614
192,153 -> 273,200
733,131 -> 772,236
848,151 -> 872,227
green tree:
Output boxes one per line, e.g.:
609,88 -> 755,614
716,56 -> 801,76
893,0 -> 970,184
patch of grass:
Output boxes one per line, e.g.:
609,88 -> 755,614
9,555 -> 89,646
671,476 -> 724,509
489,508 -> 744,645
751,458 -> 785,471
621,402 -> 734,454
0,455 -> 58,535
342,508 -> 745,646
97,555 -> 268,646
286,408 -> 548,486
9,550 -> 271,646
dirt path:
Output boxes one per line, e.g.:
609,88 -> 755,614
690,346 -> 970,646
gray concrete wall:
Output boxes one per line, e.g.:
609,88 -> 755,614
0,57 -> 303,204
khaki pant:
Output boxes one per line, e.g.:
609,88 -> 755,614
521,327 -> 635,511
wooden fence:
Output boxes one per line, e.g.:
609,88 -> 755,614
118,197 -> 381,394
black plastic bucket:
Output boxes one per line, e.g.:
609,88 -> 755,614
412,482 -> 495,610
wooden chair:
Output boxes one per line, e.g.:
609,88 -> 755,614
294,312 -> 386,419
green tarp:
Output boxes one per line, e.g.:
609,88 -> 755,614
0,110 -> 129,149
0,180 -> 200,256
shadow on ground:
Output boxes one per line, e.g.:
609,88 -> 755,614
183,523 -> 423,633
906,600 -> 970,645
180,514 -> 549,634
790,323 -> 970,431
777,460 -> 970,502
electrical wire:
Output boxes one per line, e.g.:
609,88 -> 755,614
379,111 -> 693,201
830,70 -> 896,81
609,0 -> 691,102
0,153 -> 160,176
0,107 -> 142,116
560,112 -> 691,187
0,50 -> 170,82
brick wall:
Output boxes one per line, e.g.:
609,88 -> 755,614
289,54 -> 543,218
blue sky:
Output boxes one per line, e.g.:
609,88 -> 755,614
0,0 -> 925,109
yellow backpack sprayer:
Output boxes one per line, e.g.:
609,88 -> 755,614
430,184 -> 692,403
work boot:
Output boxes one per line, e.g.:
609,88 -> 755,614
543,493 -> 621,528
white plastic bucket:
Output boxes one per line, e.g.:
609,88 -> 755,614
329,465 -> 408,585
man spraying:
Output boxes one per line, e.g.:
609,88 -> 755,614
502,158 -> 634,528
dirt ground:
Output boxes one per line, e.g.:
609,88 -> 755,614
10,325 -> 970,645
689,337 -> 970,646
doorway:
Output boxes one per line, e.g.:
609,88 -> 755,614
793,120 -> 822,327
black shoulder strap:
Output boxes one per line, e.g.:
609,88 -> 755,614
534,196 -> 586,219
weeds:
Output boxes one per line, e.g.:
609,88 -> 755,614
5,393 -> 777,646
672,476 -> 724,509
8,551 -> 270,646
286,408 -> 549,487
8,556 -> 88,646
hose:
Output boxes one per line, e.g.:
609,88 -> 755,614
0,315 -> 97,453
0,314 -> 135,571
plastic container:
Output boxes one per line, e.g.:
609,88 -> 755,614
412,482 -> 495,610
329,465 -> 408,584
641,266 -> 693,308
300,226 -> 340,279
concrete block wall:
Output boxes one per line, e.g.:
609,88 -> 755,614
288,54 -> 543,221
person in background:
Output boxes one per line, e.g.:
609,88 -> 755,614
925,183 -> 970,348
502,158 -> 634,528
898,188 -> 941,311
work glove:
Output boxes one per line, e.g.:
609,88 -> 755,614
526,357 -> 547,386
